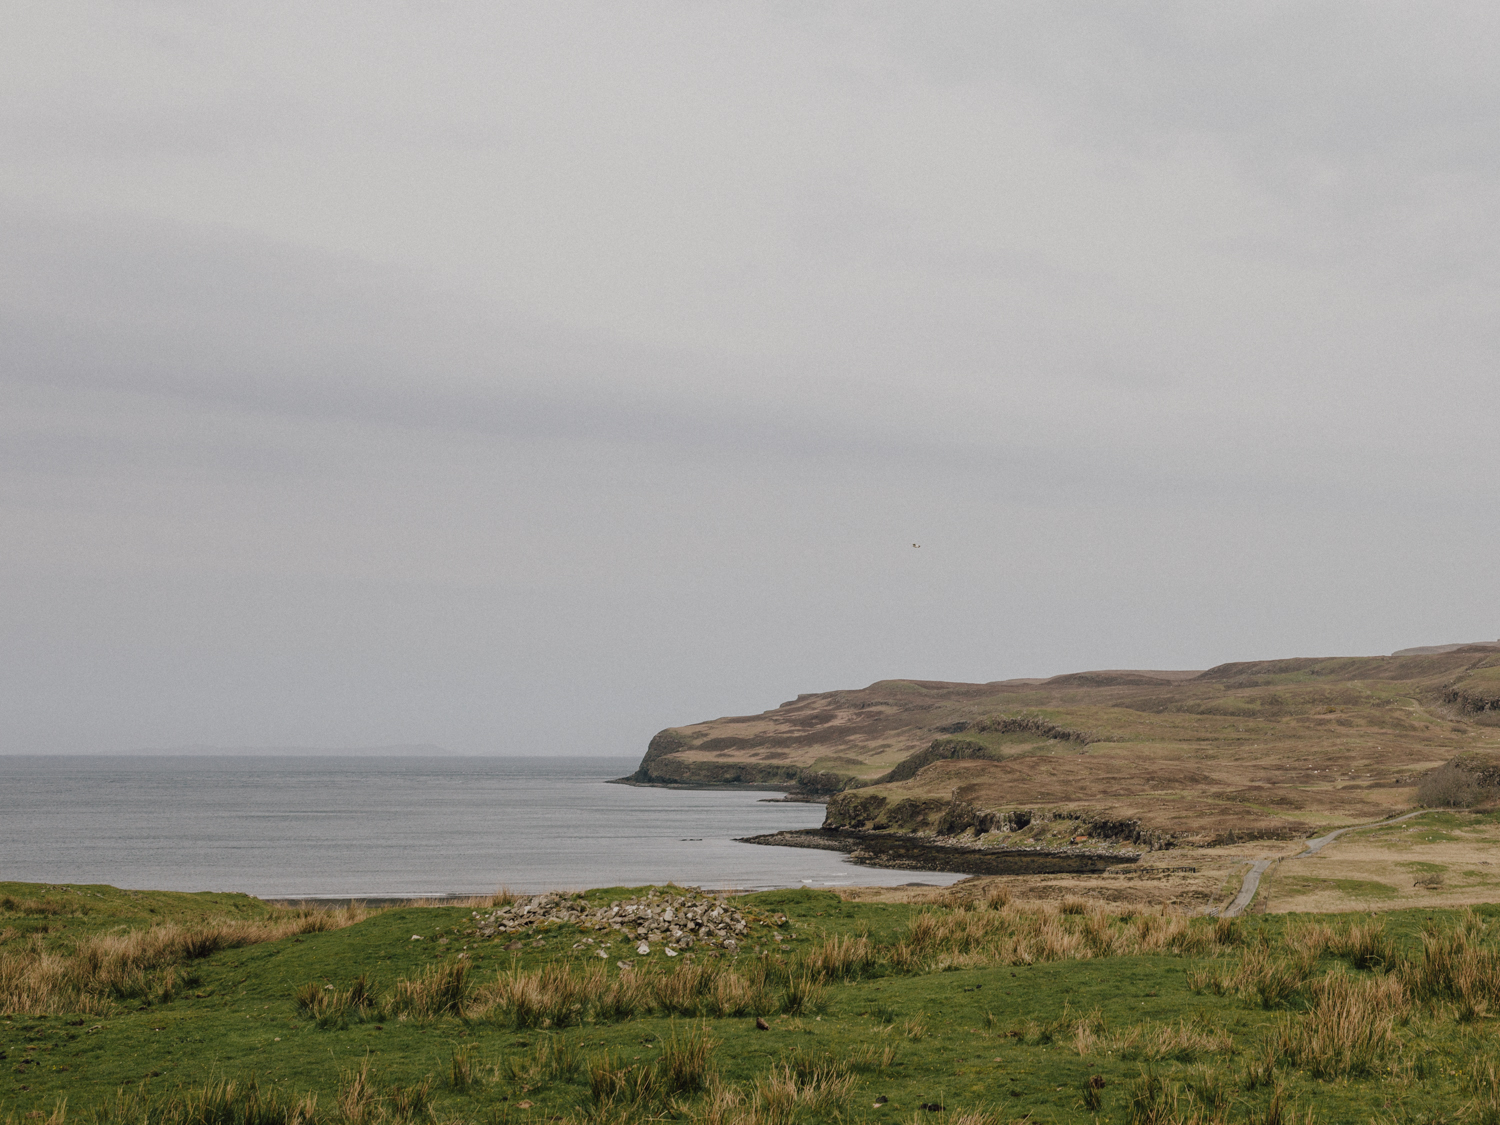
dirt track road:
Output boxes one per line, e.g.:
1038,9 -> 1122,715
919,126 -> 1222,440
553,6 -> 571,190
1212,808 -> 1428,917
1296,809 -> 1426,857
1216,859 -> 1271,917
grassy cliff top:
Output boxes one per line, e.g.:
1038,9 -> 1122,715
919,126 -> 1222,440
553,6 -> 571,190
634,646 -> 1500,843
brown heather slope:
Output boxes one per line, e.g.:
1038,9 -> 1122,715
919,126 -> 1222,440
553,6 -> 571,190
629,646 -> 1500,848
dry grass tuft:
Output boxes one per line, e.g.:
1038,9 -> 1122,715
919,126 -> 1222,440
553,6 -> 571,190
751,1057 -> 856,1124
471,958 -> 781,1027
1232,946 -> 1314,1010
884,901 -> 1238,975
1112,1019 -> 1233,1064
778,972 -> 826,1017
1185,966 -> 1233,996
295,974 -> 376,1028
802,932 -> 873,981
586,1051 -> 660,1113
384,1077 -> 433,1123
583,1023 -> 717,1117
1270,969 -> 1406,1079
1127,1066 -> 1249,1125
1398,908 -> 1500,1019
1464,1058 -> 1500,1125
673,1077 -> 750,1125
387,960 -> 469,1021
330,1059 -> 435,1125
0,1101 -> 66,1125
847,1042 -> 899,1071
86,1078 -> 320,1125
503,1035 -> 582,1090
0,905 -> 369,1017
1286,918 -> 1394,970
454,887 -> 518,910
447,1044 -> 478,1091
482,961 -> 611,1027
1074,1008 -> 1108,1057
657,1022 -> 719,1097
337,1060 -> 381,1125
1015,1004 -> 1101,1049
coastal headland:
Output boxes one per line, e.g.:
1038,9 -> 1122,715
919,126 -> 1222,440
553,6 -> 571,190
627,644 -> 1500,913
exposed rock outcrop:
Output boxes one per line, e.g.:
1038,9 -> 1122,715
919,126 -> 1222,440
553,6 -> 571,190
938,716 -> 1093,743
1442,685 -> 1500,714
629,730 -> 855,793
737,827 -> 1140,875
880,716 -> 1093,785
824,790 -> 1173,849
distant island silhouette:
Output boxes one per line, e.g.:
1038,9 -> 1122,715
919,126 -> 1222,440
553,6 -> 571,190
112,744 -> 455,757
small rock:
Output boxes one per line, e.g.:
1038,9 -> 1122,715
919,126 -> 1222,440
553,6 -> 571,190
636,941 -> 650,955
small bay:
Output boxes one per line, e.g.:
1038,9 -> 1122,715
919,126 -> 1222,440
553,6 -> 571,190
0,755 -> 963,897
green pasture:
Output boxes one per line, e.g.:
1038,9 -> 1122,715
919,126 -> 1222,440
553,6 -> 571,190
5,882 -> 1500,1123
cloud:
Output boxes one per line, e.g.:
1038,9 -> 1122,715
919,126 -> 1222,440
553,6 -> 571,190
1,2 -> 1496,752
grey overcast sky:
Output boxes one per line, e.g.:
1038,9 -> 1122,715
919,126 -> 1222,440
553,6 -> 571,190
3,2 -> 1497,755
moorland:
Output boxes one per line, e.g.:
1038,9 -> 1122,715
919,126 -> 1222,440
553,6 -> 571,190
631,645 -> 1500,916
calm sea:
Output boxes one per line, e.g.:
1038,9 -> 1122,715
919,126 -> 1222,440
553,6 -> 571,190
0,755 -> 964,897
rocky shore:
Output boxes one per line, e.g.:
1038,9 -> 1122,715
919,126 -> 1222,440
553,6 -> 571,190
738,827 -> 1141,876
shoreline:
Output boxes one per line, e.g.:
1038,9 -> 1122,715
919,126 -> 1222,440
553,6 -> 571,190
739,827 -> 1142,876
607,775 -> 829,801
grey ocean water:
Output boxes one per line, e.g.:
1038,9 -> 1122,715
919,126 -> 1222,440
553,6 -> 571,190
0,756 -> 964,897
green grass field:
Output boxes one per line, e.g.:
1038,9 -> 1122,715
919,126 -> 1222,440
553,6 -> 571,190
5,880 -> 1500,1124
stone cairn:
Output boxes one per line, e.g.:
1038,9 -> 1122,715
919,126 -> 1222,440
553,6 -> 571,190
472,888 -> 787,956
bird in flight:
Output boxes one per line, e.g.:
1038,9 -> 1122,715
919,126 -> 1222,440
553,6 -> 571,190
912,543 -> 920,548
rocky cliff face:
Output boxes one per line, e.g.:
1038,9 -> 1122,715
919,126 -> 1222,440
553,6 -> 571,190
629,728 -> 847,791
625,677 -> 1036,791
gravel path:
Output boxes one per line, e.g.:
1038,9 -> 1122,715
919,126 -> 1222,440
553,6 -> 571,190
1296,808 -> 1427,856
1215,859 -> 1272,918
1210,808 -> 1429,917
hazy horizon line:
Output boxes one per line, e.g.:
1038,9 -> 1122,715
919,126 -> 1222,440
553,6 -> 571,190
0,746 -> 641,758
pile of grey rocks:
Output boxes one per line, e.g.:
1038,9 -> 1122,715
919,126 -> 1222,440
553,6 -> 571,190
472,888 -> 784,953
